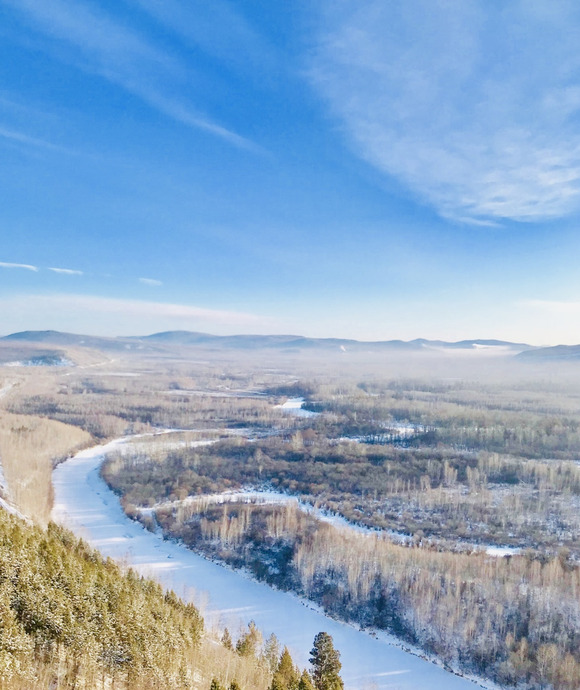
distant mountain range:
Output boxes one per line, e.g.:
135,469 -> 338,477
2,330 -> 130,350
516,344 -> 580,361
0,329 -> 537,354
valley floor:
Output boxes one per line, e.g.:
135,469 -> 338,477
52,435 -> 492,690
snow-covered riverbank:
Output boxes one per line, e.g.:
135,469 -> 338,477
274,397 -> 318,417
52,435 -> 492,690
150,486 -> 520,557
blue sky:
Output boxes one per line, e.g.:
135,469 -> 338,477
1,0 -> 580,343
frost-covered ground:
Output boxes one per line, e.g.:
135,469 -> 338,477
52,436 -> 493,690
145,486 -> 520,557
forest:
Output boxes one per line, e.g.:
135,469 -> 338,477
0,505 -> 332,690
2,345 -> 580,688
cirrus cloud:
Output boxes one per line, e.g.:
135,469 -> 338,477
48,267 -> 83,275
3,0 -> 255,150
0,261 -> 38,271
311,1 -> 580,223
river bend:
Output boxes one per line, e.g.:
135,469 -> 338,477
52,436 -> 489,690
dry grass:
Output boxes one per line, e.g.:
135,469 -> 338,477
0,634 -> 272,690
0,412 -> 91,523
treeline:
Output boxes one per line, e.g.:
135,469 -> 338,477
156,500 -> 580,690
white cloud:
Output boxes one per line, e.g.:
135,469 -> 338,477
48,267 -> 83,275
0,261 -> 38,271
139,277 -> 162,286
4,0 -> 254,149
311,1 -> 580,223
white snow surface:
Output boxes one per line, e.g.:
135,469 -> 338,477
0,380 -> 16,399
0,381 -> 28,521
484,545 -> 521,557
0,460 -> 28,522
274,397 -> 318,418
52,436 -> 490,690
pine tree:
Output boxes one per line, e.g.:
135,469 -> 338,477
210,678 -> 225,690
309,632 -> 343,690
298,669 -> 315,690
277,646 -> 299,688
229,681 -> 242,690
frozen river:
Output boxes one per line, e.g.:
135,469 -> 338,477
52,436 -> 490,690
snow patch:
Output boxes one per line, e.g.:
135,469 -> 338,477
275,397 -> 318,418
4,356 -> 74,367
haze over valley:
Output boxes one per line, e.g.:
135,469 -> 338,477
2,1 -> 580,689
0,331 -> 579,688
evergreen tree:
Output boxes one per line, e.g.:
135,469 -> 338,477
0,581 -> 33,683
309,632 -> 343,690
270,672 -> 287,690
229,681 -> 241,690
222,627 -> 234,650
210,678 -> 225,690
0,511 -> 207,687
277,646 -> 299,688
236,620 -> 261,658
298,669 -> 315,690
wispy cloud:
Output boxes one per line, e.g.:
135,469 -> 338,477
311,1 -> 580,223
4,0 -> 254,149
0,294 -> 262,336
139,277 -> 162,286
48,267 -> 83,275
0,125 -> 65,152
129,0 -> 276,77
0,262 -> 83,274
136,90 -> 260,151
0,261 -> 38,272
